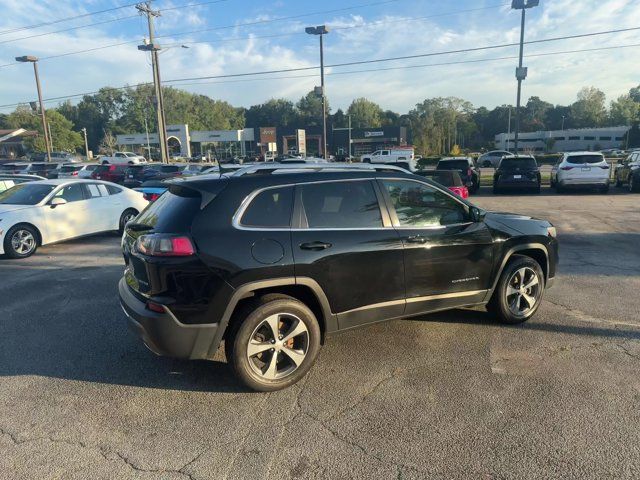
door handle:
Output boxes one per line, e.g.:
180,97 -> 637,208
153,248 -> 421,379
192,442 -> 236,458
406,235 -> 427,244
300,241 -> 332,251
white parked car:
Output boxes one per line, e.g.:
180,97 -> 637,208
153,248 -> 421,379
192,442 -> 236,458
100,152 -> 146,165
550,152 -> 610,193
0,179 -> 148,258
361,148 -> 415,169
478,150 -> 512,168
76,163 -> 100,179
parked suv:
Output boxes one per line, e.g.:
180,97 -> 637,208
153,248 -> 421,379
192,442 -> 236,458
91,164 -> 127,183
436,157 -> 480,193
493,155 -> 541,194
119,163 -> 558,391
550,152 -> 610,193
614,151 -> 640,192
123,163 -> 183,188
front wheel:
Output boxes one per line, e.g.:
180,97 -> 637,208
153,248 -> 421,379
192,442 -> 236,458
630,176 -> 639,193
615,175 -> 623,187
488,255 -> 545,324
225,296 -> 321,391
4,225 -> 38,259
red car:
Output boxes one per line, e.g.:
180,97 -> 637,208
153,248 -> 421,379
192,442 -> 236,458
91,164 -> 127,183
415,170 -> 469,199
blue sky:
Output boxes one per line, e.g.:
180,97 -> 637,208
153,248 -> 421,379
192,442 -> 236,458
1,0 -> 639,114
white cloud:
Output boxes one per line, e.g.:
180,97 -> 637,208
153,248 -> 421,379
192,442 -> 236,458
0,0 -> 639,115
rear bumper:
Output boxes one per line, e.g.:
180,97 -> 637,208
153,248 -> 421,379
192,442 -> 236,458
559,178 -> 609,187
118,278 -> 219,360
496,180 -> 539,189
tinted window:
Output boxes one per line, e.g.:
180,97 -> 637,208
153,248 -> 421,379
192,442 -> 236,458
85,165 -> 98,172
161,166 -> 180,173
437,160 -> 469,170
300,181 -> 382,229
53,183 -> 85,202
135,189 -> 201,233
241,186 -> 293,228
60,166 -> 81,173
107,185 -> 122,195
566,155 -> 604,164
0,183 -> 55,205
500,158 -> 537,169
382,180 -> 468,227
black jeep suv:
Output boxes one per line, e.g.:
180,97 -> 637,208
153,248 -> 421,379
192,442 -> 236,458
493,155 -> 541,194
119,164 -> 558,391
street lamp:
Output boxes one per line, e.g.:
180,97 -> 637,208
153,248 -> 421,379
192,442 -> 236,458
15,55 -> 52,162
511,0 -> 539,155
306,25 -> 329,159
561,115 -> 566,131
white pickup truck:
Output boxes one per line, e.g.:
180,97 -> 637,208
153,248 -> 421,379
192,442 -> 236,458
100,151 -> 146,165
361,148 -> 416,171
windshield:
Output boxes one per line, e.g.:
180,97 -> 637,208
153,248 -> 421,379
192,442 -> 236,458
0,183 -> 54,205
566,155 -> 604,164
437,160 -> 468,170
500,158 -> 537,169
60,166 -> 81,173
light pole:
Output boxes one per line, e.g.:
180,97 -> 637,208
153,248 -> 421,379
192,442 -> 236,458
561,115 -> 566,131
306,25 -> 329,160
15,55 -> 52,162
81,127 -> 90,160
511,0 -> 539,155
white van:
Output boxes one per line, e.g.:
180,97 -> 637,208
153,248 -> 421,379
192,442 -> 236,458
361,148 -> 416,170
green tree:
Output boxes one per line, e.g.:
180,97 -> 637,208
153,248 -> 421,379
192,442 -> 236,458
609,94 -> 640,126
4,106 -> 82,152
297,90 -> 329,126
629,85 -> 640,103
346,97 -> 383,128
570,86 -> 607,128
244,98 -> 298,127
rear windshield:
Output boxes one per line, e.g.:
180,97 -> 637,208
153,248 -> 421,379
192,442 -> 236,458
500,158 -> 537,169
420,171 -> 463,187
94,165 -> 110,173
437,160 -> 468,170
134,188 -> 201,233
60,166 -> 81,173
566,155 -> 605,164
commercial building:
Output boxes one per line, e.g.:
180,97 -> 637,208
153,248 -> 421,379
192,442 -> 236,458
495,126 -> 631,153
330,126 -> 408,157
116,125 -> 256,159
0,128 -> 38,159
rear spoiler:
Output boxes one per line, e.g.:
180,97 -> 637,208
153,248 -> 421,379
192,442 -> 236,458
168,177 -> 228,209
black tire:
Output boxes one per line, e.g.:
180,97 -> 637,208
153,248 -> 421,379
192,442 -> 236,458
555,183 -> 564,194
487,255 -> 545,324
118,209 -> 138,234
493,184 -> 500,195
362,158 -> 371,164
225,295 -> 321,392
102,160 -> 109,165
600,184 -> 609,194
534,184 -> 541,194
630,176 -> 639,193
3,224 -> 39,259
615,175 -> 623,187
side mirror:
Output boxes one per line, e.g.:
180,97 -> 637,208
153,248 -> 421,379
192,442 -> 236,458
50,197 -> 67,208
470,206 -> 486,223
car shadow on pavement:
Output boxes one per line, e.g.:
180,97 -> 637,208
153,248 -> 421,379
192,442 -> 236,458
0,264 -> 251,394
413,308 -> 640,341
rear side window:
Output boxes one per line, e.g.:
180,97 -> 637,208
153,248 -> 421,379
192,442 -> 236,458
241,186 -> 293,228
566,155 -> 604,164
107,185 -> 122,195
299,181 -> 382,229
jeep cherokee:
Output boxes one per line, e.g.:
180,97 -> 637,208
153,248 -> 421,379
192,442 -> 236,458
119,163 -> 558,391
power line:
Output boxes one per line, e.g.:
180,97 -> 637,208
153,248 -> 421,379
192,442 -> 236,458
0,2 -> 140,36
1,41 -> 638,111
0,0 -> 229,37
0,14 -> 140,45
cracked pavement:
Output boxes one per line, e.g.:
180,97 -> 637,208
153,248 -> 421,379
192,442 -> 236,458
1,187 -> 640,479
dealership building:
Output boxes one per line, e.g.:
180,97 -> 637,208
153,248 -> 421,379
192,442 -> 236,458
117,124 -> 410,159
495,126 -> 631,153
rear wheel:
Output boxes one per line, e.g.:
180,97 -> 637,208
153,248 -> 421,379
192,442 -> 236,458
492,183 -> 500,195
118,209 -> 138,234
630,176 -> 639,193
225,295 -> 321,391
488,255 -> 545,324
4,225 -> 38,259
615,175 -> 623,187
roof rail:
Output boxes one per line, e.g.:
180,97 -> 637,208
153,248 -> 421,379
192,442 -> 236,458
231,162 -> 410,176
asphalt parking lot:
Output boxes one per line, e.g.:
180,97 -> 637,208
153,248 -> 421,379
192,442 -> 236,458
2,186 -> 640,479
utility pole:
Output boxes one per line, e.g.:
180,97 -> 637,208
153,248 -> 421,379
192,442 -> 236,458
306,25 -> 329,160
81,127 -> 90,160
137,1 -> 168,163
15,56 -> 52,162
47,122 -> 53,152
507,107 -> 512,151
511,0 -> 539,155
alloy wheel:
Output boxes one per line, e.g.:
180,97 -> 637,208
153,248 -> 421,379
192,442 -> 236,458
246,313 -> 309,380
505,267 -> 541,317
11,229 -> 36,255
122,212 -> 136,226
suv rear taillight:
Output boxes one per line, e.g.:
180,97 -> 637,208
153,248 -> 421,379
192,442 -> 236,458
135,234 -> 195,256
560,166 -> 573,171
143,192 -> 161,202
